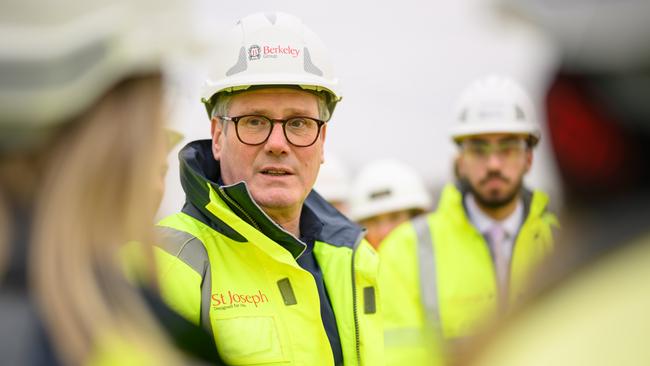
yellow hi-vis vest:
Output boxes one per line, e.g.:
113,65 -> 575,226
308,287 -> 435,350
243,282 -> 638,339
155,184 -> 382,366
378,184 -> 558,365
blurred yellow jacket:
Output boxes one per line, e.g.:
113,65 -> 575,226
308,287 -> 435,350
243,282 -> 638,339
378,184 -> 557,365
472,234 -> 650,366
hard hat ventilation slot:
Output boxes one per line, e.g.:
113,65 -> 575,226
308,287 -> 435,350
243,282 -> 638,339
370,189 -> 392,200
303,48 -> 323,76
226,47 -> 248,76
515,105 -> 526,121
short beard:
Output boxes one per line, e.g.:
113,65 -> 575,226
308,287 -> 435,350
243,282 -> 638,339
462,175 -> 523,209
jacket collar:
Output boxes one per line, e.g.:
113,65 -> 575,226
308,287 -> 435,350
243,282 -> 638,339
178,140 -> 364,258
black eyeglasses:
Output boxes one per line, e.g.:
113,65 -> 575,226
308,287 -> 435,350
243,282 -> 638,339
218,115 -> 326,147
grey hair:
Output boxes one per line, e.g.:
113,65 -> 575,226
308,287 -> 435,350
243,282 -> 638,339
210,89 -> 330,121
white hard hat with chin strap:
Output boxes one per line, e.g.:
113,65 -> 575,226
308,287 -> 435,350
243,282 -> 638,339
200,12 -> 342,120
450,75 -> 541,146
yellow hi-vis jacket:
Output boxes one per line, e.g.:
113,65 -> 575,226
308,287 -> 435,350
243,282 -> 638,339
378,184 -> 558,365
155,140 -> 382,366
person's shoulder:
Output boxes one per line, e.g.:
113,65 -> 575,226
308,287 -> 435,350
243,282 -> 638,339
527,189 -> 559,227
378,216 -> 424,256
306,191 -> 365,249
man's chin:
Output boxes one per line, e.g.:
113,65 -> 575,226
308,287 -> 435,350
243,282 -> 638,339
479,195 -> 513,209
474,188 -> 519,209
251,191 -> 300,211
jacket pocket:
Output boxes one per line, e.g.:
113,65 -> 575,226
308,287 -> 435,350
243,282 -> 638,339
213,315 -> 288,365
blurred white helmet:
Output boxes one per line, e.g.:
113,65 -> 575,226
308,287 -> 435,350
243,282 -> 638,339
0,0 -> 195,149
314,152 -> 350,204
201,11 -> 341,119
450,75 -> 540,145
350,159 -> 432,222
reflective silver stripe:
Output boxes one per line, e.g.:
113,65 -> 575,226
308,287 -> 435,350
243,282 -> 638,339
156,227 -> 207,275
413,216 -> 440,329
201,262 -> 213,333
156,226 -> 213,334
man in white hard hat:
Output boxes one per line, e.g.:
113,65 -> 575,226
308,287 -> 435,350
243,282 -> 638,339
154,12 -> 382,365
349,159 -> 432,249
377,75 -> 559,365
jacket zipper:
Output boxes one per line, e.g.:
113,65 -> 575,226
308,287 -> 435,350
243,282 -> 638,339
217,184 -> 307,258
350,230 -> 366,366
218,186 -> 261,231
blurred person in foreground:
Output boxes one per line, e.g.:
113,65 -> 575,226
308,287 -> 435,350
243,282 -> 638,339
313,152 -> 351,214
349,159 -> 432,249
154,11 -> 382,365
155,129 -> 185,211
467,1 -> 650,365
378,75 -> 558,365
0,0 -> 223,364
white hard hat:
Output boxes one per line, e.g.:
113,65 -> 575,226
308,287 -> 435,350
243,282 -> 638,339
313,152 -> 350,203
200,11 -> 341,119
450,75 -> 541,145
349,159 -> 432,222
0,0 -> 194,149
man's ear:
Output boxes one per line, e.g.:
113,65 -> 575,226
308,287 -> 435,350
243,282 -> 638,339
211,117 -> 224,160
455,153 -> 467,178
319,123 -> 327,164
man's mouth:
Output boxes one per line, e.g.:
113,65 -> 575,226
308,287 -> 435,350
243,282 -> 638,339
481,174 -> 508,186
261,169 -> 291,176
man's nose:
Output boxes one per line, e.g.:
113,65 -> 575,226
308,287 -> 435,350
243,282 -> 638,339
264,122 -> 290,153
486,151 -> 504,169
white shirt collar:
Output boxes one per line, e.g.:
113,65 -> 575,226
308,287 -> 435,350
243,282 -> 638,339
465,193 -> 524,238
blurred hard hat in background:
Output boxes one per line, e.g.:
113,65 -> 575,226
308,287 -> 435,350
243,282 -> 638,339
450,74 -> 541,146
349,159 -> 432,222
313,152 -> 350,205
0,0 -> 197,150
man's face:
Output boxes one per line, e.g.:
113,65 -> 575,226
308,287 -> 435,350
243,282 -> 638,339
211,88 -> 326,215
457,133 -> 532,208
361,210 -> 414,249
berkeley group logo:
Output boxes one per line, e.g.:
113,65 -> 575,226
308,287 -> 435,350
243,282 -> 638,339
212,290 -> 269,309
248,44 -> 301,61
248,45 -> 261,60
